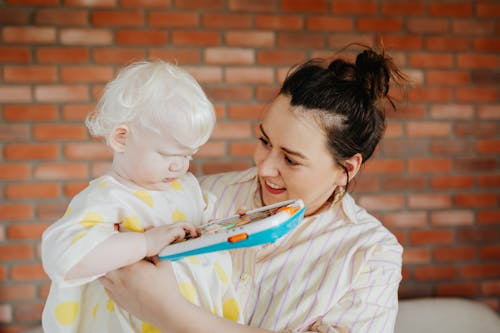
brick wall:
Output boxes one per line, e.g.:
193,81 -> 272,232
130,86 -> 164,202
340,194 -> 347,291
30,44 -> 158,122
0,0 -> 499,331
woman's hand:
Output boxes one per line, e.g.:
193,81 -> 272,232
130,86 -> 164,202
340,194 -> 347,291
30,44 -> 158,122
99,259 -> 182,330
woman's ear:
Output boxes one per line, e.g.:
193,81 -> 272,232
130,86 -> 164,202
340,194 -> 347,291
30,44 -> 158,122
109,125 -> 129,153
335,153 -> 363,186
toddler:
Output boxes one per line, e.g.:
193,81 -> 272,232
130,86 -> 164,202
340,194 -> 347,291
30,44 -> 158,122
42,61 -> 242,333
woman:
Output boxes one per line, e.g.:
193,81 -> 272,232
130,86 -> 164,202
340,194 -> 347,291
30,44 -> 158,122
100,47 -> 406,332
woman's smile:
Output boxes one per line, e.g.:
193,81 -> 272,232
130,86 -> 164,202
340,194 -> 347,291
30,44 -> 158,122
263,178 -> 286,194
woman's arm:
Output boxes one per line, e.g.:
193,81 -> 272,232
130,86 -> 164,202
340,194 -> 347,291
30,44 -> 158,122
100,260 -> 274,333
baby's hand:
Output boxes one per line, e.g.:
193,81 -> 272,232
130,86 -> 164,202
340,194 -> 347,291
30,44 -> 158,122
144,223 -> 199,257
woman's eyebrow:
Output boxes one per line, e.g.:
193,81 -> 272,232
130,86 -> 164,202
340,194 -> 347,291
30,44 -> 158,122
259,123 -> 307,160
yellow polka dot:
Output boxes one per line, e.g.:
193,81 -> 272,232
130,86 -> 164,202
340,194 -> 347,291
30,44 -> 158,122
106,299 -> 115,312
134,190 -> 154,208
122,216 -> 144,232
70,231 -> 86,245
222,298 -> 240,322
186,256 -> 201,264
54,301 -> 79,326
79,212 -> 104,228
170,180 -> 183,190
142,321 -> 161,333
172,210 -> 186,222
178,282 -> 197,304
63,206 -> 71,217
214,262 -> 229,285
99,180 -> 107,188
92,304 -> 98,318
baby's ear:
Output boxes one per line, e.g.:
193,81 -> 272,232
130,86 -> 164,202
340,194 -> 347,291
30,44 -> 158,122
109,125 -> 129,152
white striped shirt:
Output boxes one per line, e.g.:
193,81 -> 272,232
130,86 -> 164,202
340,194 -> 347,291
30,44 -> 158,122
200,168 -> 403,333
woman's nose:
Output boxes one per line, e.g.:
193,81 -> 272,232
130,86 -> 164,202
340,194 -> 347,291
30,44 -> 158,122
259,150 -> 279,177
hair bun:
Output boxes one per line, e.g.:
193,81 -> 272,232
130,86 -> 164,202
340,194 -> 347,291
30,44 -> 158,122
355,49 -> 390,101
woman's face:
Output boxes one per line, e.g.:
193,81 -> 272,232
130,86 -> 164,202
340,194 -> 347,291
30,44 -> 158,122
254,95 -> 345,216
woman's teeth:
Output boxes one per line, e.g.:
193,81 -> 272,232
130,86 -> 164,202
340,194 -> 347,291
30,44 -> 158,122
266,180 -> 283,189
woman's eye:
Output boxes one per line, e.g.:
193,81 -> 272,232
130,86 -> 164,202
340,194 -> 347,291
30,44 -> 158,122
258,137 -> 271,148
285,155 -> 299,166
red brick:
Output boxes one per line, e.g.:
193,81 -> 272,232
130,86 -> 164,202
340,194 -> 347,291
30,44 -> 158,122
205,48 -> 254,65
455,122 -> 497,138
0,8 -> 30,24
61,65 -> 114,83
228,104 -> 266,120
65,0 -> 115,6
0,303 -> 12,323
431,176 -> 473,190
481,245 -> 500,260
33,124 -> 88,140
0,47 -> 31,63
429,104 -> 473,119
430,210 -> 474,226
332,0 -> 376,14
381,35 -> 423,50
277,32 -> 325,48
256,85 -> 280,102
427,71 -> 470,86
457,88 -> 498,102
149,12 -> 198,27
229,0 -> 277,11
358,18 -> 402,32
407,122 -> 451,137
257,50 -> 306,65
34,85 -> 89,102
384,211 -> 428,229
0,285 -> 36,302
478,210 -> 500,225
202,13 -> 252,28
455,158 -> 497,172
7,223 -> 49,240
358,194 -> 405,211
458,54 -> 499,69
185,66 -> 223,83
5,144 -> 59,160
407,18 -> 449,34
477,4 -> 500,18
90,161 -> 112,178
11,264 -> 46,280
437,282 -> 479,297
460,263 -> 500,279
64,182 -> 88,198
226,31 -> 274,48
478,175 -> 500,188
413,265 -> 456,280
229,142 -> 256,157
3,105 -> 58,122
34,163 -> 89,180
149,49 -> 200,64
329,33 -> 374,49
0,244 -> 34,261
212,123 -> 252,140
195,142 -> 225,158
174,0 -> 223,10
478,105 -> 500,120
60,28 -> 113,45
482,281 -> 500,295
409,194 -> 452,209
0,86 -> 32,103
6,183 -> 60,200
37,202 -> 68,220
115,29 -> 167,45
64,142 -> 112,160
408,87 -> 453,102
380,176 -> 426,191
362,159 -> 405,174
226,68 -> 274,84
172,31 -> 220,46
430,3 -> 472,17
458,228 -> 500,243
281,0 -> 327,12
408,158 -> 452,174
62,104 -> 94,121
255,14 -> 303,30
381,139 -> 427,156
0,204 -> 33,220
93,47 -> 145,64
352,176 -> 379,193
0,164 -> 31,181
36,47 -> 89,63
455,193 -> 497,208
204,86 -> 253,101
35,9 -> 88,26
473,38 -> 500,52
381,1 -> 425,15
306,16 -> 353,32
426,36 -> 469,51
434,246 -> 477,262
13,302 -> 44,322
92,10 -> 144,26
403,247 -> 431,264
453,20 -> 495,35
4,65 -> 57,83
2,27 -> 56,44
410,229 -> 453,245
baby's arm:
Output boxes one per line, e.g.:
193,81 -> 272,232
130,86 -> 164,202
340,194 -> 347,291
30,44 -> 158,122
66,223 -> 199,280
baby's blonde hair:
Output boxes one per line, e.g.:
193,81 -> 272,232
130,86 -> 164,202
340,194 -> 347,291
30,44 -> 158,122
86,61 -> 215,149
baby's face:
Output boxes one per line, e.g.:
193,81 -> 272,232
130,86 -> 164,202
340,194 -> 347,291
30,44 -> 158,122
113,124 -> 198,191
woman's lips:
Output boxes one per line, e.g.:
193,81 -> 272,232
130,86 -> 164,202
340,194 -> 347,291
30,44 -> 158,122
263,179 -> 286,194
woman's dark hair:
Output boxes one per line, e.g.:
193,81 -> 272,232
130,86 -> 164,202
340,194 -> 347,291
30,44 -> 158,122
279,46 -> 406,191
